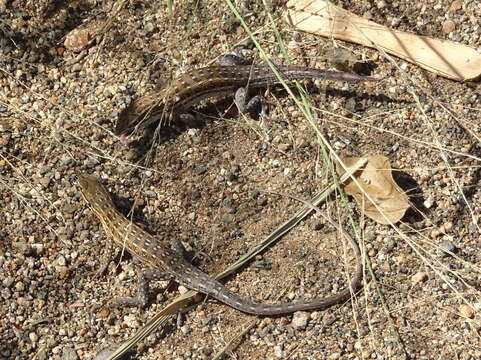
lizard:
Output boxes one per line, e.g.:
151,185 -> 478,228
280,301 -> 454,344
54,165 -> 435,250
115,62 -> 383,142
76,171 -> 363,315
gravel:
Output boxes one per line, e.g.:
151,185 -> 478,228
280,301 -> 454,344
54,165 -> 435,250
1,0 -> 480,359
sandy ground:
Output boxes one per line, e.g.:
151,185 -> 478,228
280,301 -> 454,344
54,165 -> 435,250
1,0 -> 480,359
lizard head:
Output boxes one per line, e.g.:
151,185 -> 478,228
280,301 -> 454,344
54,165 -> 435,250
114,101 -> 144,143
75,171 -> 114,213
115,94 -> 164,143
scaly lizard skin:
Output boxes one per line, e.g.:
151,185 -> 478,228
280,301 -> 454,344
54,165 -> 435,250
115,64 -> 383,141
77,172 -> 363,315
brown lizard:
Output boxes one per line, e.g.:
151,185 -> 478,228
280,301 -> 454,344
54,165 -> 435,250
115,63 -> 383,142
76,171 -> 362,315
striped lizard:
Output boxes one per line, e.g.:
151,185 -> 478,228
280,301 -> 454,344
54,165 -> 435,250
76,172 -> 362,315
115,63 -> 383,142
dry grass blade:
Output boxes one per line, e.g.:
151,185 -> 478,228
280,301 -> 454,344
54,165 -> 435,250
210,320 -> 257,360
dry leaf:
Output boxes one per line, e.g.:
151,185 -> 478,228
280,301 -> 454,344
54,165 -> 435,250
337,155 -> 409,224
284,0 -> 481,81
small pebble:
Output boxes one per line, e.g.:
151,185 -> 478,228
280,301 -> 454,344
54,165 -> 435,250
178,285 -> 189,294
180,324 -> 191,335
439,240 -> 457,257
61,346 -> 79,360
98,309 -> 110,319
29,332 -> 38,343
442,20 -> 455,34
423,197 -> 434,209
312,220 -> 324,231
441,221 -> 453,233
354,340 -> 362,350
15,281 -> 25,292
56,255 -> 67,266
64,28 -> 91,52
291,311 -> 309,330
449,0 -> 463,12
459,304 -> 475,319
377,0 -> 386,9
274,345 -> 284,358
412,271 -> 428,284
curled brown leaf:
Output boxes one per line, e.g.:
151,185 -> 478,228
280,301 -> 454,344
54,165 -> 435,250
337,155 -> 409,224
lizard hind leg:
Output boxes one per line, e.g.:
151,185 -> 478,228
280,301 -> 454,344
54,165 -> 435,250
111,269 -> 173,308
234,87 -> 267,120
218,51 -> 252,67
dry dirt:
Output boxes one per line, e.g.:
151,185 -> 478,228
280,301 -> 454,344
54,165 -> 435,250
1,1 -> 480,359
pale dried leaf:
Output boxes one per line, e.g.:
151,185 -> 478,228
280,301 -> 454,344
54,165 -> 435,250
337,155 -> 409,224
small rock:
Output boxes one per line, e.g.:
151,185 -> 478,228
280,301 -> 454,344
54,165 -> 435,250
221,214 -> 235,224
441,221 -> 453,233
2,276 -> 14,287
195,165 -> 207,175
61,346 -> 79,360
312,220 -> 324,231
144,22 -> 155,33
12,241 -> 29,255
94,346 -> 116,360
200,346 -> 212,356
144,190 -> 157,199
442,20 -> 455,34
15,281 -> 25,292
57,255 -> 67,266
412,271 -> 428,284
291,311 -> 309,329
64,28 -> 92,52
29,332 -> 38,343
36,348 -> 48,360
459,304 -> 475,319
449,0 -> 462,12
187,128 -> 200,137
178,285 -> 189,294
439,240 -> 457,257
274,345 -> 284,358
354,340 -> 362,350
377,0 -> 386,9
180,324 -> 191,335
1,287 -> 12,299
57,266 -> 69,279
423,197 -> 434,209
123,314 -> 140,329
98,309 -> 110,319
333,140 -> 345,149
201,326 -> 210,333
